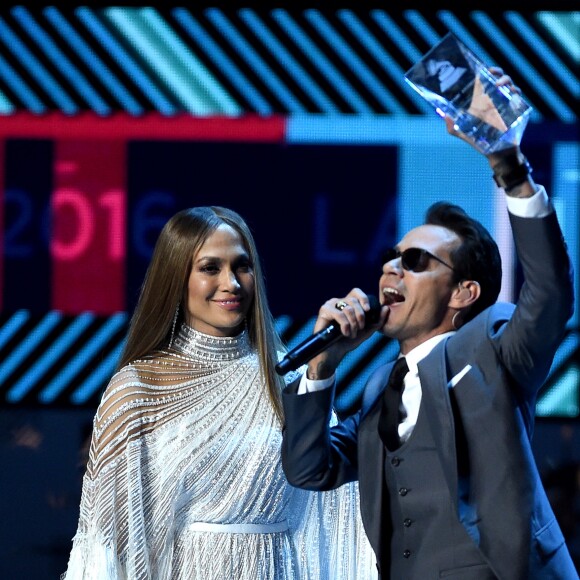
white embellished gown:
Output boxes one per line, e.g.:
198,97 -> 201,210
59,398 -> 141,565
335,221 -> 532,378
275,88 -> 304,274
62,324 -> 376,579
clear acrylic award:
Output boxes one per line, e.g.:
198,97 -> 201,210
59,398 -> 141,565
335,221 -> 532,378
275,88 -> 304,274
404,32 -> 533,154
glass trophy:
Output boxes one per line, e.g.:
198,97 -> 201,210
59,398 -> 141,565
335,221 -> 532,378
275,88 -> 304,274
404,32 -> 532,154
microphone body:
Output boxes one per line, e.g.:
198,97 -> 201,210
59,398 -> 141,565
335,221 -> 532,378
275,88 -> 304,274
275,295 -> 380,376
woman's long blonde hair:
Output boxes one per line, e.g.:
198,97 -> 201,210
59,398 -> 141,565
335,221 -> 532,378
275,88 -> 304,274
117,206 -> 287,421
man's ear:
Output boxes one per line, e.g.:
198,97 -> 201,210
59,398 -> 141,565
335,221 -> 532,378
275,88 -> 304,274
449,280 -> 481,309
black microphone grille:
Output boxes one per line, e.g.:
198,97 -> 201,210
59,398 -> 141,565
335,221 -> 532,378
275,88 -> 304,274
366,295 -> 381,325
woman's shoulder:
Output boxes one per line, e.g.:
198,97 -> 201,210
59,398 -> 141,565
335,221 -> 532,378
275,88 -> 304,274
102,360 -> 154,399
97,351 -> 201,416
94,357 -> 167,430
108,353 -> 177,390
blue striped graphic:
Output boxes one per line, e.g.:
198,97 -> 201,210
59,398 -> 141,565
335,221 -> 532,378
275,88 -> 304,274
471,11 -> 575,122
336,338 -> 399,410
338,331 -> 386,378
76,7 -> 176,115
240,9 -> 338,114
139,8 -> 240,115
370,10 -> 423,64
0,53 -> 44,112
437,11 -> 495,69
7,313 -> 94,402
340,10 -> 432,114
71,339 -> 126,405
207,8 -> 305,113
537,365 -> 579,418
44,7 -> 143,115
273,9 -> 371,114
537,12 -> 580,62
505,12 -> 579,99
552,143 -> 580,327
0,310 -> 30,351
0,88 -> 13,113
0,15 -> 77,113
12,6 -> 110,115
39,312 -> 127,404
106,7 -> 212,114
3,312 -> 62,399
285,317 -> 317,351
403,10 -> 441,46
306,9 -> 404,114
173,9 -> 271,115
549,332 -> 580,378
0,8 -> 572,121
274,315 -> 293,336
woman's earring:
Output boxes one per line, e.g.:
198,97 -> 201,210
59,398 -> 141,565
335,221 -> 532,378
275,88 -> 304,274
168,305 -> 180,348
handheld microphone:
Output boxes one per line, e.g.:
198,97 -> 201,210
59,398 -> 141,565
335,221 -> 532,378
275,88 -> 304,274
275,295 -> 381,376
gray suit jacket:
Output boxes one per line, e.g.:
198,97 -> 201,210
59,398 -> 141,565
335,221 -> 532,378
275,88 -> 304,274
282,211 -> 577,579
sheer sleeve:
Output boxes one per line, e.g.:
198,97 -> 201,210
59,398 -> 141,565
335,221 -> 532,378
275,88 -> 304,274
61,362 -> 175,580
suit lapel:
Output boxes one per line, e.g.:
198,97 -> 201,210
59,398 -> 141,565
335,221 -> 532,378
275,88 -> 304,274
417,337 -> 459,504
358,367 -> 390,561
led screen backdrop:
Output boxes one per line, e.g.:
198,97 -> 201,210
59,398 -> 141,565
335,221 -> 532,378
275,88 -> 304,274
0,114 -> 577,419
3,124 -> 398,317
0,7 -> 578,417
0,8 -> 578,576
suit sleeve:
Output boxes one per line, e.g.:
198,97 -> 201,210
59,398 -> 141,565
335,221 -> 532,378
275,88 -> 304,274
281,377 -> 360,491
499,210 -> 574,396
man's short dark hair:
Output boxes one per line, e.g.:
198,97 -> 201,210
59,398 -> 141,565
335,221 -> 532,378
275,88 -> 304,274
425,201 -> 502,322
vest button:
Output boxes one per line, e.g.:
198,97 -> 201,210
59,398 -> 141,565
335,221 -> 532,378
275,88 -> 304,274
403,518 -> 412,527
399,487 -> 408,496
403,550 -> 411,558
391,457 -> 400,466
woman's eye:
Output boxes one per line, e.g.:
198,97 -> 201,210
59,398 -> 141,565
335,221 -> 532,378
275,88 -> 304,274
200,264 -> 219,274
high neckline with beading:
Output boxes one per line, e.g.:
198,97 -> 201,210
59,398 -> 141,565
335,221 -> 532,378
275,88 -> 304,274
171,323 -> 252,362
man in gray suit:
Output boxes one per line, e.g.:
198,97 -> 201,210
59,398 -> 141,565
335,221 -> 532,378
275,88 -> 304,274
280,82 -> 577,577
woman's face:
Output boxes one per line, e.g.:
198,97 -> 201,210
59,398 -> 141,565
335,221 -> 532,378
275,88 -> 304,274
185,224 -> 255,337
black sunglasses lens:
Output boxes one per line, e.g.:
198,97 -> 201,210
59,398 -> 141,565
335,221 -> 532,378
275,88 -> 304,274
401,248 -> 428,272
382,248 -> 425,271
383,247 -> 452,273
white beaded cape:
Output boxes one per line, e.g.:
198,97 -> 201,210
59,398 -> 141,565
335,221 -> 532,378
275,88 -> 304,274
61,324 -> 375,579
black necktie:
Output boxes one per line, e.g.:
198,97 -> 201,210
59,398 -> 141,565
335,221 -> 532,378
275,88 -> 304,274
378,357 -> 409,450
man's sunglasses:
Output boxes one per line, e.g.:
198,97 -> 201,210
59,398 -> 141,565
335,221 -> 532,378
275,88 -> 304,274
381,247 -> 458,274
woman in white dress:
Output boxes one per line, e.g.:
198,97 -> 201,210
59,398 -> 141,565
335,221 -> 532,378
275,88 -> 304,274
62,206 -> 375,579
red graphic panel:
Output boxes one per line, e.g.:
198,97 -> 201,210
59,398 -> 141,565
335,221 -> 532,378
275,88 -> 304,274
0,111 -> 286,141
51,140 -> 126,314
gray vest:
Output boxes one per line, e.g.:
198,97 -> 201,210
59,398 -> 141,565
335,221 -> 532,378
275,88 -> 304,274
382,400 -> 494,579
